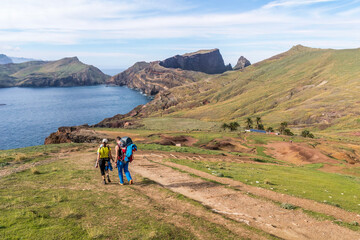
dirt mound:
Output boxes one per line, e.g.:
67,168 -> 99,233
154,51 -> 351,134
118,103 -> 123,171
153,134 -> 198,147
202,138 -> 254,153
267,142 -> 338,165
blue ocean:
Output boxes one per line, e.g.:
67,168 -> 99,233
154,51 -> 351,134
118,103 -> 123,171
0,86 -> 150,150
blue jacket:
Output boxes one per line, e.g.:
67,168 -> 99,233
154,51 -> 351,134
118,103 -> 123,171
124,144 -> 137,162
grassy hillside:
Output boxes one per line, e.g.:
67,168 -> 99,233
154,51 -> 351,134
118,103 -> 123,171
143,45 -> 360,131
0,57 -> 109,87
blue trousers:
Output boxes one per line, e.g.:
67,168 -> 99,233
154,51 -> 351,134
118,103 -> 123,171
105,160 -> 113,171
117,160 -> 132,184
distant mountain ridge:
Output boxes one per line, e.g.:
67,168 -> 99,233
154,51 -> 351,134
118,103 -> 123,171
0,57 -> 109,87
108,49 -> 234,95
10,56 -> 39,64
0,54 -> 12,64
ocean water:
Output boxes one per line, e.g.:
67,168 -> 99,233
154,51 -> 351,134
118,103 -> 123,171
0,86 -> 150,150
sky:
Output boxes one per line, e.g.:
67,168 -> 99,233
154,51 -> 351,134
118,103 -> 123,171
1,0 -> 360,70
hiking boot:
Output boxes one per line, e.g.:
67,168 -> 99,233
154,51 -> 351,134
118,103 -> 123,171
107,177 -> 111,183
129,180 -> 134,185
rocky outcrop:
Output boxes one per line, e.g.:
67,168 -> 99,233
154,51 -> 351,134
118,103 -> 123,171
108,49 -> 232,96
0,57 -> 109,87
160,49 -> 231,74
93,105 -> 145,128
0,54 -> 12,64
107,61 -> 207,96
234,56 -> 251,70
44,125 -> 107,144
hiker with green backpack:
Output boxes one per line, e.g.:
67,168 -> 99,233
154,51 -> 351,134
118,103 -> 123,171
96,139 -> 114,184
115,136 -> 137,185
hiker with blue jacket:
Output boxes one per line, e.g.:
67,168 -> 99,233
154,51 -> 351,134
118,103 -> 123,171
115,136 -> 137,185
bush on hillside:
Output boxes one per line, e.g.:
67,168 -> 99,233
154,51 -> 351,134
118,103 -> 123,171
221,123 -> 229,131
284,129 -> 294,136
229,122 -> 240,131
221,122 -> 240,131
266,127 -> 274,132
279,122 -> 288,134
245,117 -> 253,129
301,130 -> 314,138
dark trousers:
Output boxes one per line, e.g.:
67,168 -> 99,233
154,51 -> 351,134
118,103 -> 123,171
99,158 -> 109,176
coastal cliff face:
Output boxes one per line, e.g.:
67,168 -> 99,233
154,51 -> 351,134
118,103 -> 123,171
107,61 -> 207,96
0,57 -> 109,87
233,56 -> 251,70
159,49 -> 231,74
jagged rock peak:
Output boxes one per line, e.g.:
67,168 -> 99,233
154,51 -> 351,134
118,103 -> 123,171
159,49 -> 230,74
234,56 -> 251,70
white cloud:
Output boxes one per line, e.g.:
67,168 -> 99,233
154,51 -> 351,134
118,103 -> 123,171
263,0 -> 336,8
0,0 -> 359,67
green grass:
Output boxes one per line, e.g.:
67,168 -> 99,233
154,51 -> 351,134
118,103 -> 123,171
137,143 -> 223,155
302,209 -> 360,231
169,158 -> 360,214
0,145 -> 254,239
141,117 -> 219,131
0,161 -> 195,240
0,143 -> 85,166
256,146 -> 273,159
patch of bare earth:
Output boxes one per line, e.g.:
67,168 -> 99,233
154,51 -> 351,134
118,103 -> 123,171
202,137 -> 255,153
147,134 -> 198,147
266,142 -> 339,165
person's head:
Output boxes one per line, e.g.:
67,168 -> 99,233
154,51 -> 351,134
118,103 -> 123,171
116,136 -> 121,144
102,138 -> 108,146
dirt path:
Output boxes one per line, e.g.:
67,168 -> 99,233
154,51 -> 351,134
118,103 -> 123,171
145,153 -> 360,223
132,153 -> 360,240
